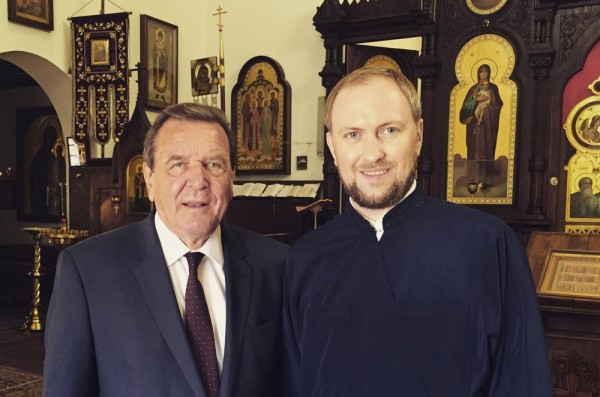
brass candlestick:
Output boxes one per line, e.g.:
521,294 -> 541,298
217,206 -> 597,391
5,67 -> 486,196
21,227 -> 47,332
111,195 -> 122,214
21,225 -> 89,332
46,224 -> 89,249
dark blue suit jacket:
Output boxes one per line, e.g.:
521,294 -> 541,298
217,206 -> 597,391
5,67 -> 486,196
43,215 -> 288,397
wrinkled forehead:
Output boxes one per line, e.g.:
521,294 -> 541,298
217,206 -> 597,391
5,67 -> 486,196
156,120 -> 229,152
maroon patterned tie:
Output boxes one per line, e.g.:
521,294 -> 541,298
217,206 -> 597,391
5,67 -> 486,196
184,252 -> 220,397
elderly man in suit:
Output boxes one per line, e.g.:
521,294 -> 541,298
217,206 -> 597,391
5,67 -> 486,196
43,103 -> 288,397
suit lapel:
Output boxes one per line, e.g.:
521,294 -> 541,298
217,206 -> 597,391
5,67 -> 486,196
219,225 -> 252,397
129,216 -> 207,397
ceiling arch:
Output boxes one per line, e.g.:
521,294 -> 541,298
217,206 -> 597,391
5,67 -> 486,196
0,51 -> 71,137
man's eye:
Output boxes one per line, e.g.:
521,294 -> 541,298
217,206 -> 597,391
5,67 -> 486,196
167,162 -> 186,176
205,160 -> 227,175
345,131 -> 359,139
171,162 -> 186,171
207,161 -> 223,169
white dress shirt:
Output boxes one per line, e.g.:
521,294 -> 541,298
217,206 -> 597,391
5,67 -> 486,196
154,213 -> 226,372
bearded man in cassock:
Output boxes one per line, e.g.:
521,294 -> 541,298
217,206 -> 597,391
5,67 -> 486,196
281,67 -> 552,397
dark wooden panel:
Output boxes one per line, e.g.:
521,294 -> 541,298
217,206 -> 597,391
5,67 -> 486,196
527,231 -> 600,395
313,0 -> 600,239
0,178 -> 17,209
225,197 -> 316,245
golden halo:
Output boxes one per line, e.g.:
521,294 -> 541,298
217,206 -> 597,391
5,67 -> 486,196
471,59 -> 499,83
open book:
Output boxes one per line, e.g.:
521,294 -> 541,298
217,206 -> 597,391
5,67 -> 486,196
262,184 -> 285,197
233,182 -> 320,198
233,183 -> 267,197
276,183 -> 320,198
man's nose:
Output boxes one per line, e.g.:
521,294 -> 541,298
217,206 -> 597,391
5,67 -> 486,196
363,134 -> 385,162
186,163 -> 209,188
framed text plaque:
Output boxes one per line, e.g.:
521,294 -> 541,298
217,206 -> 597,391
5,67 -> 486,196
539,250 -> 600,299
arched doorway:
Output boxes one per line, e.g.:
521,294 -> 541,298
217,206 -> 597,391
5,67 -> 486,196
0,51 -> 71,135
0,52 -> 71,236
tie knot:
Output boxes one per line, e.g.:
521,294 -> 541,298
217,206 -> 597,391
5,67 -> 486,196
185,252 -> 205,272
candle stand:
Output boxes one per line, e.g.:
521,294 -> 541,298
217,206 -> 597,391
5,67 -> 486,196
21,223 -> 89,332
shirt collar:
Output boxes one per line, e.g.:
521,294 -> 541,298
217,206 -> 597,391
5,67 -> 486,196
154,212 -> 225,268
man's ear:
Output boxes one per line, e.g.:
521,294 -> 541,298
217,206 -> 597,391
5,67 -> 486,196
415,119 -> 424,156
143,162 -> 154,202
326,132 -> 337,166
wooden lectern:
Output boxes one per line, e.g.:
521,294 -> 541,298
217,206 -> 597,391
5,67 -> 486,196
527,231 -> 600,396
296,199 -> 332,230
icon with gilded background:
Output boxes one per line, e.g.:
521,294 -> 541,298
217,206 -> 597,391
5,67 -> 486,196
447,34 -> 517,205
466,0 -> 507,15
566,169 -> 600,221
126,155 -> 151,214
232,56 -> 291,175
564,81 -> 600,226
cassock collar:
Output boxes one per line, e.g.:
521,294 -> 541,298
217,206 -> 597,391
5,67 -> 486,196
346,186 -> 428,230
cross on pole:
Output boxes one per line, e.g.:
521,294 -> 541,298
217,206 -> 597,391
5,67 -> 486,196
213,6 -> 227,31
213,6 -> 227,111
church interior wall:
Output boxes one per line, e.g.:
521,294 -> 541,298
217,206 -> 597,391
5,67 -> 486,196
1,0 -> 325,178
2,1 -> 600,390
0,0 -> 326,246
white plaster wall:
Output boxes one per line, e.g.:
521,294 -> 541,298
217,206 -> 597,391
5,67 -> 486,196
1,0 -> 325,181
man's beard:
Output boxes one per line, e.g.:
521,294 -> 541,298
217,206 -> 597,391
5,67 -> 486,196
342,159 -> 418,210
582,186 -> 594,198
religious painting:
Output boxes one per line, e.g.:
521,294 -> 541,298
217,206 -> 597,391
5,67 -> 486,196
363,55 -> 402,72
447,34 -> 517,205
565,167 -> 600,222
126,155 -> 151,214
90,39 -> 110,66
16,107 -> 66,223
563,93 -> 600,224
466,0 -> 507,15
231,56 -> 291,175
564,95 -> 600,152
71,13 -> 129,156
191,56 -> 219,98
7,0 -> 53,31
538,250 -> 600,299
141,15 -> 178,110
346,44 -> 419,87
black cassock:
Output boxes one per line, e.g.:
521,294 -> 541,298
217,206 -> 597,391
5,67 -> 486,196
282,188 -> 552,397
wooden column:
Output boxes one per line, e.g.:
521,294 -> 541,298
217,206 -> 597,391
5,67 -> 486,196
414,26 -> 438,197
319,39 -> 345,213
527,8 -> 555,215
